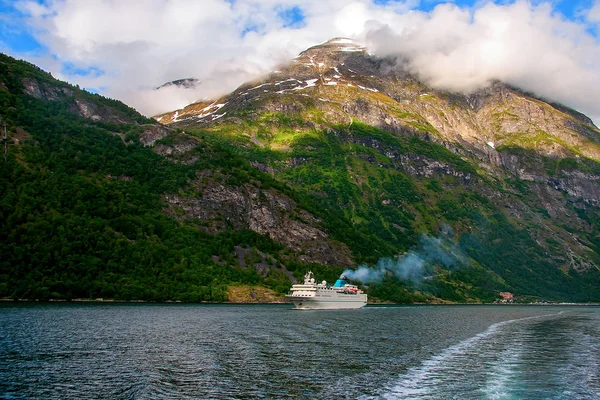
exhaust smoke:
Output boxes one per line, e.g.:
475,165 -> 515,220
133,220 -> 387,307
343,228 -> 466,284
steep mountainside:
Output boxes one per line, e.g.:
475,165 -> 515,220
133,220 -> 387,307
154,38 -> 600,301
1,37 -> 599,303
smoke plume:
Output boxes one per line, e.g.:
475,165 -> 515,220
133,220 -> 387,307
343,228 -> 466,284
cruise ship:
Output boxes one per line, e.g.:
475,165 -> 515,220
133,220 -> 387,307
286,271 -> 367,310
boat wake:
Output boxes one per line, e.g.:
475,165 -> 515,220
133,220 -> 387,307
380,311 -> 567,399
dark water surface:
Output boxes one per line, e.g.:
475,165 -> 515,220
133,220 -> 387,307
1,303 -> 599,399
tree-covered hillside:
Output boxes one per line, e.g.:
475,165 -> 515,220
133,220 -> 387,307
1,51 -> 599,303
0,54 -> 288,301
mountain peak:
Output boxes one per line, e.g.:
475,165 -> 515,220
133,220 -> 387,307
316,37 -> 365,50
155,37 -> 600,166
300,37 -> 366,56
156,78 -> 201,90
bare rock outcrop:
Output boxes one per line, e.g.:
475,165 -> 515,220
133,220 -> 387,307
139,125 -> 172,146
165,182 -> 354,266
22,77 -> 134,124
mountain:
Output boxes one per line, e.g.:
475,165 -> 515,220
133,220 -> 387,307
153,38 -> 600,301
1,37 -> 599,303
156,77 -> 201,90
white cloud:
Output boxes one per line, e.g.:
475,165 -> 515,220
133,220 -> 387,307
15,0 -> 335,115
589,1 -> 600,24
362,1 -> 600,125
10,0 -> 600,125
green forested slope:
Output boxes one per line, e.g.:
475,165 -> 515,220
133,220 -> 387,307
0,55 -> 282,301
185,116 -> 599,302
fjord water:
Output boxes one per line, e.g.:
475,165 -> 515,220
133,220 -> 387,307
1,304 -> 598,399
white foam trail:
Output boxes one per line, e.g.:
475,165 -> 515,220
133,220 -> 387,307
480,339 -> 524,399
381,311 -> 566,399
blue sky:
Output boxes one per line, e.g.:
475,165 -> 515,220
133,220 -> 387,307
0,1 -> 41,53
0,0 -> 599,120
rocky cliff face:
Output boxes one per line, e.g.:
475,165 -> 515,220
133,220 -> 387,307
22,76 -> 138,124
164,178 -> 353,266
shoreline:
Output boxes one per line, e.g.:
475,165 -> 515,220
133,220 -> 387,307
1,298 -> 599,306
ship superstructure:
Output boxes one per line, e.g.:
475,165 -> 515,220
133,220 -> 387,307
286,271 -> 367,310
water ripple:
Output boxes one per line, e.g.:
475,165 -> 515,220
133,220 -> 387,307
1,304 -> 599,399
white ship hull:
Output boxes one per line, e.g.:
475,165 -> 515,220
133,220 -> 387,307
286,271 -> 367,310
287,294 -> 367,310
